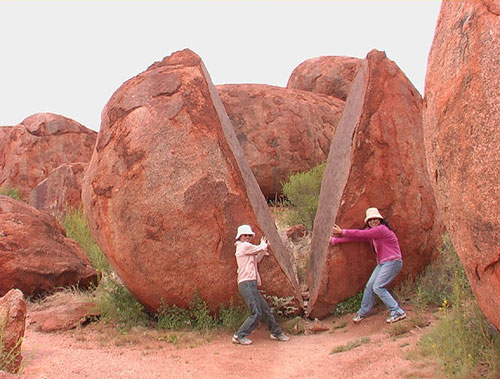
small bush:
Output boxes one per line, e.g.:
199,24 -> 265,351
60,207 -> 111,275
218,298 -> 249,330
94,276 -> 149,330
263,294 -> 299,318
0,187 -> 21,201
189,292 -> 217,331
157,292 -> 218,332
282,161 -> 325,231
332,291 -> 363,317
157,303 -> 192,330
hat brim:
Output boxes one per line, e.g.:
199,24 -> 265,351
364,215 -> 383,223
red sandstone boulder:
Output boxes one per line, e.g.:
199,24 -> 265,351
216,84 -> 344,198
0,195 -> 98,297
29,301 -> 99,332
29,162 -> 87,218
423,0 -> 500,330
82,49 -> 302,313
0,113 -> 96,200
307,50 -> 445,319
287,56 -> 362,101
0,289 -> 26,373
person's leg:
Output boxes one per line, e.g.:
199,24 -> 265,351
372,259 -> 404,314
234,281 -> 262,338
358,264 -> 381,317
255,291 -> 283,336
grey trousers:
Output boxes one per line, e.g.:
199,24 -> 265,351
235,280 -> 283,338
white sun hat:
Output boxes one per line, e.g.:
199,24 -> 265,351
364,207 -> 384,224
235,225 -> 255,240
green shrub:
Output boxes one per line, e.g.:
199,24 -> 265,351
0,187 -> 21,201
94,276 -> 149,330
60,207 -> 111,275
412,234 -> 461,309
157,302 -> 192,330
217,298 -> 249,330
157,292 -> 217,332
418,236 -> 500,378
189,292 -> 218,331
263,294 -> 299,318
332,291 -> 363,316
282,161 -> 325,231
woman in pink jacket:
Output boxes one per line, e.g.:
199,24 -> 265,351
231,224 -> 289,345
331,207 -> 406,324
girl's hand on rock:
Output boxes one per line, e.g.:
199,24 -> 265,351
331,224 -> 342,236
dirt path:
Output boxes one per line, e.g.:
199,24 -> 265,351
19,307 -> 440,379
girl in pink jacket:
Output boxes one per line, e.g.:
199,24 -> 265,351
231,224 -> 289,345
331,207 -> 406,324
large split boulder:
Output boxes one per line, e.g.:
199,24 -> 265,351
0,195 -> 98,297
0,289 -> 26,374
307,50 -> 445,318
217,84 -> 344,198
0,113 -> 96,200
29,162 -> 87,218
423,0 -> 500,330
287,56 -> 362,101
82,49 -> 302,313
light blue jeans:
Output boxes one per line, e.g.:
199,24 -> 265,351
235,280 -> 283,338
358,259 -> 404,317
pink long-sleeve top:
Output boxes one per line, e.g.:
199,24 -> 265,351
330,224 -> 402,264
235,240 -> 268,285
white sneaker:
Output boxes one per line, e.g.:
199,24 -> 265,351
232,335 -> 252,345
270,333 -> 290,342
386,311 -> 407,324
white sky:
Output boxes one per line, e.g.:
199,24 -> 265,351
0,1 -> 442,132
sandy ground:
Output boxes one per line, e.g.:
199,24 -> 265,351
18,305 -> 441,379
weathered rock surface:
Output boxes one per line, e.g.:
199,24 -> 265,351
0,196 -> 98,297
216,84 -> 344,198
0,113 -> 96,200
307,50 -> 445,318
0,289 -> 26,373
29,301 -> 99,332
82,49 -> 302,313
287,56 -> 362,101
423,0 -> 500,330
29,162 -> 87,218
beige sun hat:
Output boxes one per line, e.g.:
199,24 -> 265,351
364,207 -> 384,223
235,224 -> 255,240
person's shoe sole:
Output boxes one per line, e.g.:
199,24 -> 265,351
387,313 -> 407,323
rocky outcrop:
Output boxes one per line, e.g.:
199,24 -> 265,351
307,50 -> 444,318
0,113 -> 96,200
29,162 -> 87,218
217,84 -> 344,198
287,56 -> 362,101
29,301 -> 99,332
423,0 -> 500,330
0,289 -> 26,373
82,49 -> 302,313
0,196 -> 98,297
